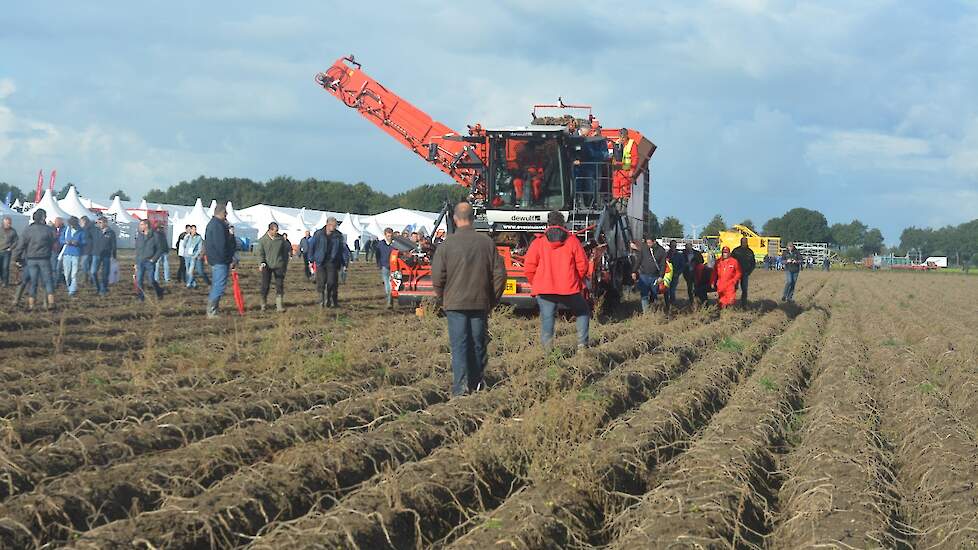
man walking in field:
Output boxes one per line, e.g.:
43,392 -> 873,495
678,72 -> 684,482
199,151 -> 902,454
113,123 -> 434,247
375,227 -> 396,308
731,237 -> 756,304
632,236 -> 667,313
309,216 -> 346,308
524,211 -> 591,350
711,246 -> 742,309
180,225 -> 203,288
89,217 -> 117,296
0,215 -> 18,287
431,203 -> 506,397
257,221 -> 289,312
134,219 -> 164,302
12,209 -> 56,310
204,203 -> 238,317
782,243 -> 802,302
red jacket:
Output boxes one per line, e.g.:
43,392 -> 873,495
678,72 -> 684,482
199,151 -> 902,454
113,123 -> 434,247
711,256 -> 742,291
524,226 -> 588,296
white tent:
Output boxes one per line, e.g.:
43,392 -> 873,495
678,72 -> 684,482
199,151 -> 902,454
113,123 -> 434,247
25,190 -> 71,224
369,208 -> 438,234
225,201 -> 247,226
207,199 -> 218,216
80,197 -> 108,211
224,202 -> 259,245
12,199 -> 22,210
171,198 -> 214,247
58,186 -> 97,220
313,210 -> 333,229
107,196 -> 139,224
340,212 -> 366,249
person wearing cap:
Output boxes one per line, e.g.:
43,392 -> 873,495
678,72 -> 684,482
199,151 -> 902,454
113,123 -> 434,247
524,210 -> 591,350
308,216 -> 346,307
711,246 -> 742,308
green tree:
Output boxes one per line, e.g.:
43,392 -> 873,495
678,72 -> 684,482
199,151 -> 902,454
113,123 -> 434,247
738,219 -> 755,232
830,220 -> 868,247
392,183 -> 468,212
0,182 -> 26,204
644,212 -> 661,239
703,214 -> 727,237
109,190 -> 130,201
57,184 -> 74,200
660,216 -> 684,238
762,208 -> 830,243
862,227 -> 884,255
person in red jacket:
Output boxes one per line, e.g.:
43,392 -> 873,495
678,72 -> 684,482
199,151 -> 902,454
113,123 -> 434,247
711,246 -> 742,308
524,211 -> 590,350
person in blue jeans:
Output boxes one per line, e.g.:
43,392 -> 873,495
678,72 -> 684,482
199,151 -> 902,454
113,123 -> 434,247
12,209 -> 57,310
632,237 -> 666,313
374,227 -> 396,308
133,220 -> 163,301
523,211 -> 591,349
431,203 -> 507,397
204,204 -> 238,318
59,216 -> 87,296
89,217 -> 117,296
782,243 -> 802,302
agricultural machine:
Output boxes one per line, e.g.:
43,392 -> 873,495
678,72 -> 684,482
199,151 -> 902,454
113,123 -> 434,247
315,55 -> 656,309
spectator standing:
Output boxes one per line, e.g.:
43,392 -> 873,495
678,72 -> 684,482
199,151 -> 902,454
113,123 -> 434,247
257,222 -> 289,312
823,257 -> 831,271
353,238 -> 361,261
524,211 -> 590,350
78,216 -> 95,286
59,216 -> 87,296
89,217 -> 117,296
50,217 -> 65,289
154,223 -> 171,284
282,233 -> 293,257
364,237 -> 374,263
133,220 -> 164,302
309,216 -> 347,308
782,243 -> 802,302
666,239 -> 687,307
12,209 -> 56,310
730,237 -> 756,304
684,245 -> 702,305
204,204 -> 238,317
632,237 -> 667,313
299,230 -> 312,280
175,224 -> 190,285
0,216 -> 18,287
180,225 -> 203,288
431,203 -> 506,397
711,246 -> 742,309
375,228 -> 396,308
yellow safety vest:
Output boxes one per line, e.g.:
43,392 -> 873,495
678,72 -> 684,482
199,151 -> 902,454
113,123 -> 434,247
621,138 -> 635,171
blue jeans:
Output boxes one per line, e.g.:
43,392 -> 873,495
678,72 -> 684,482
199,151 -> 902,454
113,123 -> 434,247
0,251 -> 11,285
196,259 -> 211,284
62,255 -> 80,295
380,266 -> 391,303
185,256 -> 199,287
90,256 -> 111,294
80,254 -> 91,283
783,270 -> 799,301
636,273 -> 659,312
26,258 -> 54,297
740,273 -> 749,302
209,263 -> 230,305
668,270 -> 681,303
50,253 -> 62,289
135,260 -> 163,301
155,252 -> 170,282
537,293 -> 590,347
446,310 -> 488,396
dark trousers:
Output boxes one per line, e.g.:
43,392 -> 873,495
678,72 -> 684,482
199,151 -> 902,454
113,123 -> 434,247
315,262 -> 340,304
90,255 -> 111,294
0,251 -> 11,286
301,255 -> 311,279
446,310 -> 488,396
740,273 -> 750,302
260,267 -> 286,299
684,272 -> 695,303
136,260 -> 163,301
176,256 -> 186,286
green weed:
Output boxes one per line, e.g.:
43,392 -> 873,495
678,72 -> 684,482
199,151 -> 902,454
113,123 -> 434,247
882,338 -> 899,347
918,381 -> 937,394
759,376 -> 777,391
718,336 -> 745,352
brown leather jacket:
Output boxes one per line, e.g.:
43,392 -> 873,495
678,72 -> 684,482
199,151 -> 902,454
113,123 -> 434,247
431,226 -> 507,311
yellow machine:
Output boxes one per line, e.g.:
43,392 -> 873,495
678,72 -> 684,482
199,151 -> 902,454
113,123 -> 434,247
705,225 -> 781,261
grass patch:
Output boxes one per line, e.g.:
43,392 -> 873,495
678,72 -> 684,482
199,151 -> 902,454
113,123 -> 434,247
918,380 -> 937,394
882,337 -> 899,347
758,376 -> 777,391
718,336 -> 745,352
300,350 -> 351,382
483,518 -> 504,530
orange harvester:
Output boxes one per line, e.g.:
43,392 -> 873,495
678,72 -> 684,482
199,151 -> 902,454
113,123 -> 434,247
315,55 -> 656,310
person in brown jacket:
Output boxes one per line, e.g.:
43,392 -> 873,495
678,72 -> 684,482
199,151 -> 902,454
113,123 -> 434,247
431,202 -> 507,397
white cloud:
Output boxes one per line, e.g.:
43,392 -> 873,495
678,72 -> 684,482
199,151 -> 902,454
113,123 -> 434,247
0,79 -> 15,100
805,130 -> 942,174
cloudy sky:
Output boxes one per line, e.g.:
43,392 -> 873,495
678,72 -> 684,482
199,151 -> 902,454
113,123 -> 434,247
2,1 -> 976,242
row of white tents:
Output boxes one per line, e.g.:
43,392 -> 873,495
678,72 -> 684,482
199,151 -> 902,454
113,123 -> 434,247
3,186 -> 444,250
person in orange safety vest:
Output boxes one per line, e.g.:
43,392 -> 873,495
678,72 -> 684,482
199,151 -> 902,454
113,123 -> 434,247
711,246 -> 742,308
612,127 -> 637,199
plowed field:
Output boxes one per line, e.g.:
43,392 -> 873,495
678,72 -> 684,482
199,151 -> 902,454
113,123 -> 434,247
1,260 -> 976,549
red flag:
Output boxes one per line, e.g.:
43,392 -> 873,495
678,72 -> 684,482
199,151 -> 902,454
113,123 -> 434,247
231,270 -> 245,316
35,170 -> 44,202
49,170 -> 57,192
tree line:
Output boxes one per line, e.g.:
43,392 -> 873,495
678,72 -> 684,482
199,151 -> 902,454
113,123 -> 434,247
655,207 -> 977,265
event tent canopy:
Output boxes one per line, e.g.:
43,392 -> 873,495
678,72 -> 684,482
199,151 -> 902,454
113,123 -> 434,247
58,186 -> 97,220
25,190 -> 71,223
107,196 -> 139,224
